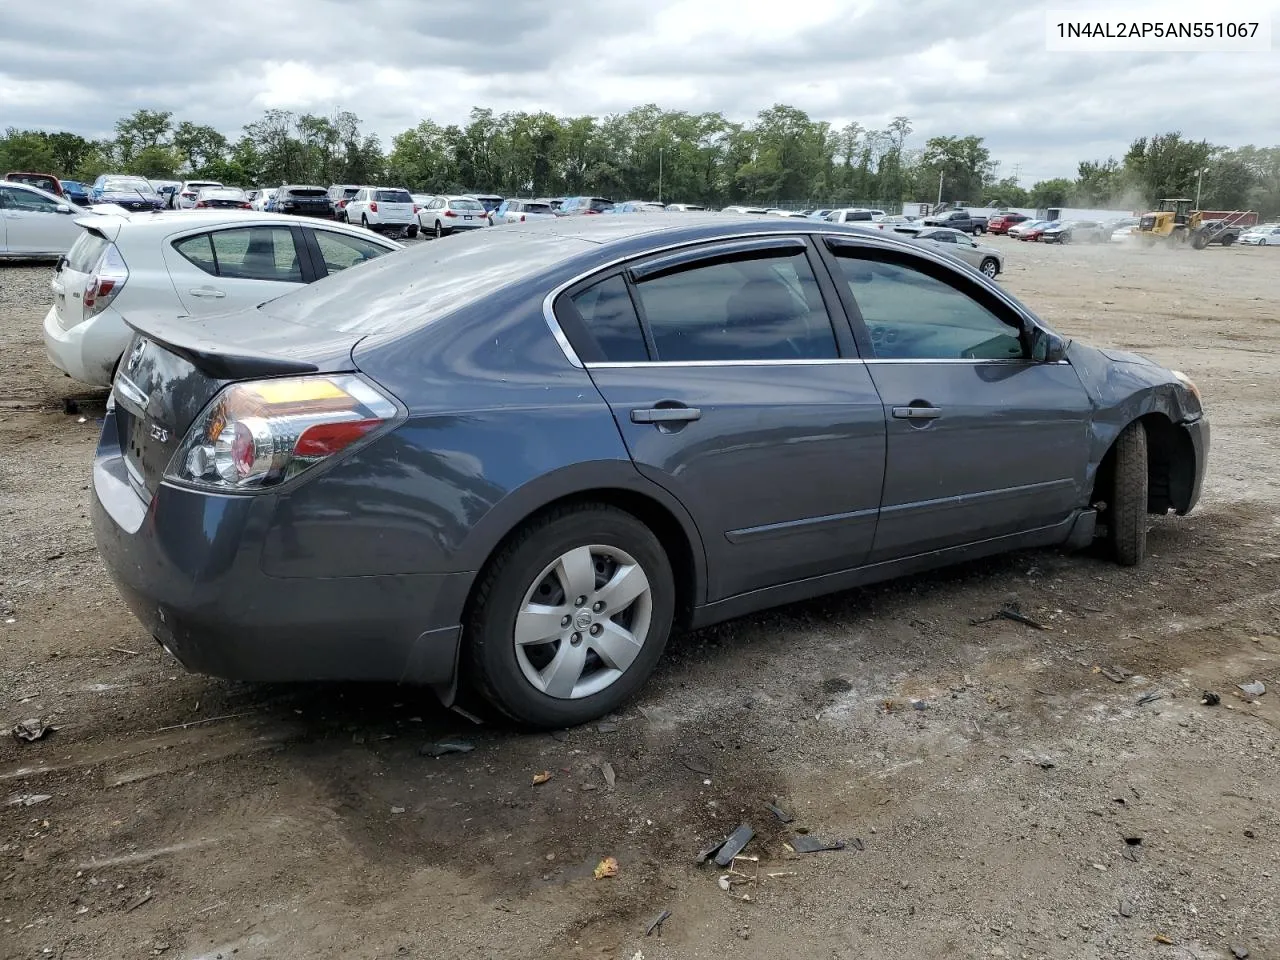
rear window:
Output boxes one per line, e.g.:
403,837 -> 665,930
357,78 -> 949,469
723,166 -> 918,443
588,199 -> 613,212
263,229 -> 590,335
375,190 -> 413,203
525,202 -> 553,214
66,231 -> 110,273
286,188 -> 328,198
449,198 -> 485,211
7,174 -> 57,191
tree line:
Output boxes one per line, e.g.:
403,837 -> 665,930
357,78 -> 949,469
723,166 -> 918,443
2,106 -> 1277,217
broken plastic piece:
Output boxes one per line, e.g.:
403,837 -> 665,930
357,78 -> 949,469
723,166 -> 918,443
766,801 -> 794,823
713,824 -> 755,867
788,835 -> 847,854
420,740 -> 474,757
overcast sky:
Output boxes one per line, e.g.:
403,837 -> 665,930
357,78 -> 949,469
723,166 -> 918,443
1,0 -> 1277,184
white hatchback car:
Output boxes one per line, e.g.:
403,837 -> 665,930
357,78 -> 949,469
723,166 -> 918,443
417,195 -> 490,237
344,187 -> 419,236
43,212 -> 402,386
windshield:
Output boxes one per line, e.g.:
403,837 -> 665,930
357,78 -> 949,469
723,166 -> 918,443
263,229 -> 591,335
375,189 -> 413,202
104,179 -> 155,194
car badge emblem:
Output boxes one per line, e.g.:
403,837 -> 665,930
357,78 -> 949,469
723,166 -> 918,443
126,339 -> 147,373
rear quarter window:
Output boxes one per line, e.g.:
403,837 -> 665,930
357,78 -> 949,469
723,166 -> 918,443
66,231 -> 110,273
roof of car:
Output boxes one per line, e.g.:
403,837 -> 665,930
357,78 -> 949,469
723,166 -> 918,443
72,210 -> 406,244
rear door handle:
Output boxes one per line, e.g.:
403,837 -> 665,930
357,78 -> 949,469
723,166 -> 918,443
892,405 -> 942,420
631,406 -> 702,424
188,287 -> 226,299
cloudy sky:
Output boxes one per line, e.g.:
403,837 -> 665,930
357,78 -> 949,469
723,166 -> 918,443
1,0 -> 1277,183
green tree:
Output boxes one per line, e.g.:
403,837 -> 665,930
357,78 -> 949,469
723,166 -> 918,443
0,128 -> 56,172
1123,132 -> 1214,205
1075,158 -> 1123,205
114,109 -> 174,165
172,122 -> 229,176
1029,177 -> 1074,209
914,134 -> 995,204
985,177 -> 1029,208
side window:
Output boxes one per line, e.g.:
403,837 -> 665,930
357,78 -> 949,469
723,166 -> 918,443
632,250 -> 838,362
173,233 -> 217,275
929,231 -> 956,243
211,227 -> 303,282
312,229 -> 390,274
834,252 -> 1024,361
566,274 -> 648,362
6,187 -> 60,212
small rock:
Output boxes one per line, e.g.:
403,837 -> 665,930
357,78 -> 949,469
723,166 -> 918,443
1231,947 -> 1249,959
1119,900 -> 1134,918
1237,681 -> 1266,697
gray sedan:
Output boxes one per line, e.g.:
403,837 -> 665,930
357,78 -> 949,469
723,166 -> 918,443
908,226 -> 1004,277
92,217 -> 1208,727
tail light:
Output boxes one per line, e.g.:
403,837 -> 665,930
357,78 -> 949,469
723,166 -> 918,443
338,199 -> 348,208
82,245 -> 129,318
520,214 -> 526,222
444,209 -> 456,217
166,375 -> 398,492
412,204 -> 419,213
195,200 -> 208,208
241,202 -> 252,209
369,201 -> 378,213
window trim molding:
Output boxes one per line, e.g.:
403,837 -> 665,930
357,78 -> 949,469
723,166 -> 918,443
541,228 -> 1046,369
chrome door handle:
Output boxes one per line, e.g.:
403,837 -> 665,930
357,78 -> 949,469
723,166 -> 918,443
188,287 -> 226,299
631,406 -> 701,424
892,405 -> 942,420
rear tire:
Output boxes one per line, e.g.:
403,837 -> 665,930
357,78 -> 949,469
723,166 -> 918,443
1221,234 -> 1235,247
1108,421 -> 1149,567
361,215 -> 369,229
465,504 -> 675,728
406,224 -> 419,238
434,221 -> 444,239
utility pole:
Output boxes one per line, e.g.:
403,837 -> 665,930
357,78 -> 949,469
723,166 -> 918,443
1195,167 -> 1207,209
658,147 -> 663,204
936,171 -> 944,206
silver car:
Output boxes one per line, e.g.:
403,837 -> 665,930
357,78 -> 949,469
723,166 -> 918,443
909,227 -> 1004,278
0,181 -> 89,258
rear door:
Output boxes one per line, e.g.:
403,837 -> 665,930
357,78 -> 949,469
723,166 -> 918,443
163,223 -> 313,315
556,236 -> 886,601
822,238 -> 1092,561
375,189 -> 415,223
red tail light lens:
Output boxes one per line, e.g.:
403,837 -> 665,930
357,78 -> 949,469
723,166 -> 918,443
82,244 -> 129,318
195,200 -> 208,208
520,214 -> 526,222
369,201 -> 378,213
412,204 -> 419,213
240,202 -> 252,209
167,375 -> 399,491
444,209 -> 456,217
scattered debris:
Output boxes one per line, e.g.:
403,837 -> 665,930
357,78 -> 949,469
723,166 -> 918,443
645,910 -> 671,937
1122,846 -> 1141,863
1231,947 -> 1250,959
1243,829 -> 1255,839
1124,836 -> 1142,846
717,875 -> 732,891
420,741 -> 475,757
601,762 -> 616,789
1237,681 -> 1266,698
766,801 -> 794,823
766,871 -> 798,879
109,646 -> 140,656
1119,900 -> 1134,918
153,712 -> 252,733
1136,691 -> 1164,706
713,824 -> 755,867
1028,756 -> 1056,770
390,806 -> 406,815
11,718 -> 55,742
5,793 -> 51,807
550,729 -> 571,742
593,856 -> 619,880
1201,691 -> 1221,706
910,698 -> 928,711
596,721 -> 620,733
1153,933 -> 1174,945
851,838 -> 866,851
971,602 -> 1047,630
787,835 -> 847,854
449,704 -> 484,725
681,754 -> 713,776
126,891 -> 154,912
532,771 -> 553,785
1096,665 -> 1131,684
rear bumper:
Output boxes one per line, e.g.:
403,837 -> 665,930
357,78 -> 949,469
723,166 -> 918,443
90,408 -> 466,685
276,207 -> 332,218
42,304 -> 125,387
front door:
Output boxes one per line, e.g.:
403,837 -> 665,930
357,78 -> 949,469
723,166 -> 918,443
163,224 -> 311,316
0,185 -> 77,256
822,240 -> 1093,562
556,237 -> 887,601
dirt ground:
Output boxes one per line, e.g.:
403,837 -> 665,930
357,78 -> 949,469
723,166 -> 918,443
2,235 -> 1279,960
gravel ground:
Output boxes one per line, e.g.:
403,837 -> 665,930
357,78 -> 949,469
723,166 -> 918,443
1,236 -> 1279,960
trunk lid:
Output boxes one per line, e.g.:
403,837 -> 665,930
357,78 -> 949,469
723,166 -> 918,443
110,307 -> 365,496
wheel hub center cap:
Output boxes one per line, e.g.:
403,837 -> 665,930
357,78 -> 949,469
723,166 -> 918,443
574,610 -> 593,630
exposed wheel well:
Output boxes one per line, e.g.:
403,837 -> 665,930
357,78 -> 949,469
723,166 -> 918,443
463,489 -> 700,631
1093,413 -> 1197,516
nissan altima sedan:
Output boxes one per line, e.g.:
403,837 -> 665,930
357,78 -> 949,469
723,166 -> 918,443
92,217 -> 1208,728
